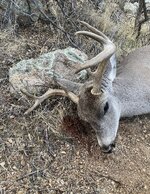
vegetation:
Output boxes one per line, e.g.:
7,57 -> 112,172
0,1 -> 150,193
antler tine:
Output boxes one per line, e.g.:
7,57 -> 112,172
20,88 -> 79,115
75,31 -> 115,74
75,21 -> 116,95
91,60 -> 108,95
79,21 -> 109,40
75,31 -> 107,44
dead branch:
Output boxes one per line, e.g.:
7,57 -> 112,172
89,169 -> 123,187
16,168 -> 46,181
135,0 -> 149,38
2,0 -> 14,26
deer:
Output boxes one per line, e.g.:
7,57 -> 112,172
21,21 -> 150,153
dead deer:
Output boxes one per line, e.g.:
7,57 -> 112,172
21,21 -> 150,153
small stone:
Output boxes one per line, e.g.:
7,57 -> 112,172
10,115 -> 15,119
61,151 -> 66,154
12,165 -> 18,170
7,138 -> 13,144
17,191 -> 25,194
144,185 -> 148,190
124,2 -> 138,15
0,162 -> 6,169
0,126 -> 4,130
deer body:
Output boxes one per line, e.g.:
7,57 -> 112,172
21,21 -> 150,153
114,45 -> 150,117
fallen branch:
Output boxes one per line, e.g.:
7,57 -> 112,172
89,169 -> 123,187
16,168 -> 46,181
135,0 -> 149,38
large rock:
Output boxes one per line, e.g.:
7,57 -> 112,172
9,47 -> 88,97
124,1 -> 150,15
145,1 -> 150,11
124,2 -> 139,15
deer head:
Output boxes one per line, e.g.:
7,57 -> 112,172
75,21 -> 120,153
21,21 -> 120,153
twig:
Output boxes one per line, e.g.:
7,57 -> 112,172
32,0 -> 79,48
89,169 -> 123,187
135,0 -> 149,38
16,168 -> 46,181
55,0 -> 80,30
26,0 -> 32,14
2,0 -> 14,25
10,0 -> 37,21
55,0 -> 67,17
0,78 -> 7,83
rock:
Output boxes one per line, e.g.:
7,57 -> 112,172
146,2 -> 150,11
140,21 -> 150,35
124,1 -> 150,16
9,47 -> 88,97
124,2 -> 139,15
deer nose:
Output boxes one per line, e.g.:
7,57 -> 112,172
102,143 -> 115,153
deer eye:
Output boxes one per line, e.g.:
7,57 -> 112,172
104,102 -> 109,114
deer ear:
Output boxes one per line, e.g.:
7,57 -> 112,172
55,77 -> 83,95
104,54 -> 117,83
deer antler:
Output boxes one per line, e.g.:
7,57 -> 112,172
75,21 -> 116,95
21,88 -> 79,115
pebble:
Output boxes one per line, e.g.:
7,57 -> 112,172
10,115 -> 15,119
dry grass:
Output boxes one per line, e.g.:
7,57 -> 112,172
0,1 -> 150,193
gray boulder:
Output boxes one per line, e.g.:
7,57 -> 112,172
124,1 -> 150,15
9,47 -> 88,97
124,2 -> 139,15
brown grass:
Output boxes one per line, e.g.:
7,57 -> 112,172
0,1 -> 150,193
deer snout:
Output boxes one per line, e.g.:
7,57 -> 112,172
102,143 -> 116,153
95,130 -> 116,153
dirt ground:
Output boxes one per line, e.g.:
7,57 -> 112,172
0,23 -> 150,194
